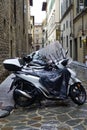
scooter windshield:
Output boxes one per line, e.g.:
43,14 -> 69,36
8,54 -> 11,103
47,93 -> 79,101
38,41 -> 71,62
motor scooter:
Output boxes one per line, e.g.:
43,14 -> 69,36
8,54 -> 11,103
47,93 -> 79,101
3,53 -> 86,107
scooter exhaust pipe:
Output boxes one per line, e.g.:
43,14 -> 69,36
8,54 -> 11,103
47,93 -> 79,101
14,89 -> 32,99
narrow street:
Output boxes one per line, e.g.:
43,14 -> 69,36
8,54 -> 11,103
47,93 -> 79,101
0,0 -> 87,129
0,63 -> 87,130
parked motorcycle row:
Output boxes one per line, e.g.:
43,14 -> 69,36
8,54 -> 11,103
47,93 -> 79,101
3,42 -> 86,107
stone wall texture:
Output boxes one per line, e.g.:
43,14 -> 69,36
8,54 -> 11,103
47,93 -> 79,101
0,0 -> 30,83
0,0 -> 9,83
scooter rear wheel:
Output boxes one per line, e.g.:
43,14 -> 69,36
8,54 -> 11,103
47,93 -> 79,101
13,85 -> 36,107
69,83 -> 86,105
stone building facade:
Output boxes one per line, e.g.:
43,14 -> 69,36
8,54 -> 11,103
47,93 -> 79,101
73,0 -> 87,63
0,0 -> 10,82
60,0 -> 73,57
29,15 -> 35,53
60,0 -> 87,63
46,0 -> 60,43
0,0 -> 32,82
44,0 -> 87,64
34,24 -> 43,51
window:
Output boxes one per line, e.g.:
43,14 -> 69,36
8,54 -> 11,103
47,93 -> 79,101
70,20 -> 71,28
69,0 -> 73,5
66,20 -> 68,28
36,39 -> 39,44
63,23 -> 65,30
79,0 -> 84,2
14,0 -> 16,23
77,0 -> 84,14
49,0 -> 55,13
10,26 -> 12,32
30,0 -> 33,6
36,29 -> 38,32
3,19 -> 6,27
10,40 -> 13,57
84,0 -> 87,7
66,35 -> 68,47
66,0 -> 68,9
79,37 -> 82,48
70,40 -> 72,57
24,5 -> 27,13
79,0 -> 84,11
77,0 -> 79,13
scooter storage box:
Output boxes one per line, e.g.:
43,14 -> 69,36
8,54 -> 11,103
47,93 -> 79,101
3,58 -> 22,71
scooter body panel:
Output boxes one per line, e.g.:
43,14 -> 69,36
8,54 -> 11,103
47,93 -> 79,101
16,73 -> 49,94
68,68 -> 81,85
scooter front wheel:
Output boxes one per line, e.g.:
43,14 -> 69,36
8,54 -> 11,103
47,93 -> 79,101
13,86 -> 36,107
69,83 -> 86,105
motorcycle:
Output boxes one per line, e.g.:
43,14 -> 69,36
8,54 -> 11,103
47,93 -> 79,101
3,51 -> 86,107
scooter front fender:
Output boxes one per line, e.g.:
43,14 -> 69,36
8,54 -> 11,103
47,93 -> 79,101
68,68 -> 81,85
69,77 -> 81,85
8,76 -> 20,93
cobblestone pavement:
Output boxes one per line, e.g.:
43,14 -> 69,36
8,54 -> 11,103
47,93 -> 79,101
0,63 -> 87,130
